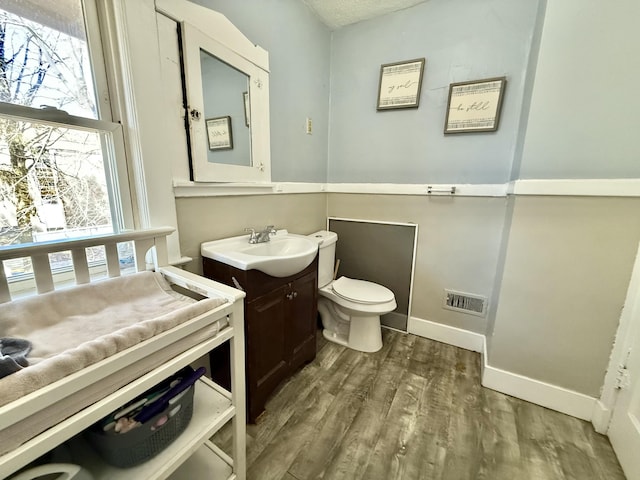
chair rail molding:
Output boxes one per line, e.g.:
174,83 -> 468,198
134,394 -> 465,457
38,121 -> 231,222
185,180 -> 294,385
174,180 -> 640,198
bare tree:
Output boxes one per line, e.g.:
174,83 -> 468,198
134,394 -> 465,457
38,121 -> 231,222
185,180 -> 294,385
0,8 -> 106,245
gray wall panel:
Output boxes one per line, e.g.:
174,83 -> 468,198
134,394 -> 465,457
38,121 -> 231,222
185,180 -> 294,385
328,218 -> 416,331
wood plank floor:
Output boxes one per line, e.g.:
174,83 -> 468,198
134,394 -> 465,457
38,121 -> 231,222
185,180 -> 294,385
214,329 -> 626,480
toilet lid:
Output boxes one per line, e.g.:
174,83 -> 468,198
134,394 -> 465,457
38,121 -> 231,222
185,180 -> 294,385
331,277 -> 395,305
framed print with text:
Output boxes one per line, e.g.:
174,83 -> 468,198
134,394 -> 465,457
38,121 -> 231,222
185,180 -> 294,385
206,116 -> 233,150
377,58 -> 425,110
444,77 -> 506,133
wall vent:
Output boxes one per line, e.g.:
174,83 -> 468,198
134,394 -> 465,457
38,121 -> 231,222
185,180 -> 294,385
443,290 -> 487,317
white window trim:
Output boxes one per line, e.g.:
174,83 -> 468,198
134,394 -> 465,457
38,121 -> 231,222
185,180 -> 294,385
0,0 -> 186,264
94,0 -> 184,264
95,0 -> 147,230
84,0 -> 114,123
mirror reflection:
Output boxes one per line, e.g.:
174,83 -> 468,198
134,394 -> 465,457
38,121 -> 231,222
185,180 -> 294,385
178,18 -> 270,183
200,49 -> 251,167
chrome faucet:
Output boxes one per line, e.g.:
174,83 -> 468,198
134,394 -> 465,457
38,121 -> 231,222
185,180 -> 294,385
245,225 -> 276,244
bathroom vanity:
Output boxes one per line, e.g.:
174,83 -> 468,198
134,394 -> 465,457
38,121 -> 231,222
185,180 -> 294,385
203,256 -> 318,422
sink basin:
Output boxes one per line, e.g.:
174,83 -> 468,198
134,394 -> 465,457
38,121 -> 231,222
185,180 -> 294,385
201,230 -> 318,277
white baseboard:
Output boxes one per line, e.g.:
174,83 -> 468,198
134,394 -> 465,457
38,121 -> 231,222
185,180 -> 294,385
481,357 -> 598,422
407,316 -> 484,352
591,400 -> 612,434
409,319 -> 600,423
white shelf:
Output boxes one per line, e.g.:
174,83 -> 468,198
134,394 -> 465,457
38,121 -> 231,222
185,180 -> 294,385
168,440 -> 234,479
0,332 -> 233,480
69,377 -> 234,480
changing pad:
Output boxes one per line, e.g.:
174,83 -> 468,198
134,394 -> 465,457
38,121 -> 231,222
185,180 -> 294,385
0,271 -> 227,407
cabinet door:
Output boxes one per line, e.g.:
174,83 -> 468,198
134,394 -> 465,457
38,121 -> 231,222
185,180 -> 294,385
246,286 -> 289,421
287,271 -> 318,371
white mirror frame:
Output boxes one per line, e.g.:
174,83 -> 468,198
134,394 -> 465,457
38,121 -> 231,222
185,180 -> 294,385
156,0 -> 271,184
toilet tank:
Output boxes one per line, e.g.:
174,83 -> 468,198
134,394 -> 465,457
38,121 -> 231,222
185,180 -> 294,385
308,230 -> 338,288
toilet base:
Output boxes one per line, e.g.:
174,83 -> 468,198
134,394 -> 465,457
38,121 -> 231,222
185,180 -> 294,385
322,328 -> 348,348
322,313 -> 383,353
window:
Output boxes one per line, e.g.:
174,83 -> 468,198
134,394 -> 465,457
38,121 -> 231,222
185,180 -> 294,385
0,0 -> 134,282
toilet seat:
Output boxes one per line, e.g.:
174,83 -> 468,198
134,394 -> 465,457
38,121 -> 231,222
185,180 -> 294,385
331,277 -> 395,305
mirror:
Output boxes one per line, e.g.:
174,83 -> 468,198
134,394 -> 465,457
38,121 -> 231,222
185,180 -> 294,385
200,50 -> 251,167
180,20 -> 271,183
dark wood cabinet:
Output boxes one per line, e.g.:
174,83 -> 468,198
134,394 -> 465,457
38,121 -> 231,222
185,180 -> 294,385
286,271 -> 318,370
245,285 -> 290,418
204,256 -> 318,422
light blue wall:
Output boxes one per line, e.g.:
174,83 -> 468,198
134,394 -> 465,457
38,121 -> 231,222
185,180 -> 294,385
509,0 -> 547,182
193,0 -> 638,184
328,0 -> 541,184
191,0 -> 331,183
517,0 -> 640,179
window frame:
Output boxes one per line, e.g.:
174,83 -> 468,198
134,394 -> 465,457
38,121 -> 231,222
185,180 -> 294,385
85,0 -> 115,123
0,101 -> 135,236
0,0 -> 136,244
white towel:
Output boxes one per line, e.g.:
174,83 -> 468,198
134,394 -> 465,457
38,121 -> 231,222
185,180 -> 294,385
0,271 -> 226,407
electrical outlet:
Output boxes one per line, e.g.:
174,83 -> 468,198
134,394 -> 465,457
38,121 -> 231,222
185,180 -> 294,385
306,117 -> 312,134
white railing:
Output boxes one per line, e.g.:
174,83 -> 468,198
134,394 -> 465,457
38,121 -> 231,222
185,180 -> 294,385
0,227 -> 174,303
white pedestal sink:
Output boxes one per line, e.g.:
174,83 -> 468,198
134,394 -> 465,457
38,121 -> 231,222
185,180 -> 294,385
201,230 -> 318,277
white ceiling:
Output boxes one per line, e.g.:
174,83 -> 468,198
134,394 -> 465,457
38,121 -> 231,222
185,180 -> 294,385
301,0 -> 431,30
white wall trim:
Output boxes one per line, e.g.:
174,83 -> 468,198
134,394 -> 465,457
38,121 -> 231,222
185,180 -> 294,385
481,360 -> 598,421
592,400 -> 613,434
326,183 -> 507,197
173,181 -> 505,197
327,216 -> 417,228
173,181 -> 325,197
597,240 -> 640,434
512,178 -> 640,197
173,179 -> 640,198
408,316 -> 485,352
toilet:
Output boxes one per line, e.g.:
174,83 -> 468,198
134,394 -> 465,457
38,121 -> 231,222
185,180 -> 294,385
309,230 -> 397,353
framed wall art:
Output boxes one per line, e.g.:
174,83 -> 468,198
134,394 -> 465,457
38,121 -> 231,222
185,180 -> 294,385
206,116 -> 233,150
376,58 -> 425,110
444,77 -> 506,134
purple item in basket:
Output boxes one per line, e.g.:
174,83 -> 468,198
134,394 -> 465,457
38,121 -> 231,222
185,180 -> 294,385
134,367 -> 206,424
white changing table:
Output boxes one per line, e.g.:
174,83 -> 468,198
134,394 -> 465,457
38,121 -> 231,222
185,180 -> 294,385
0,228 -> 246,480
